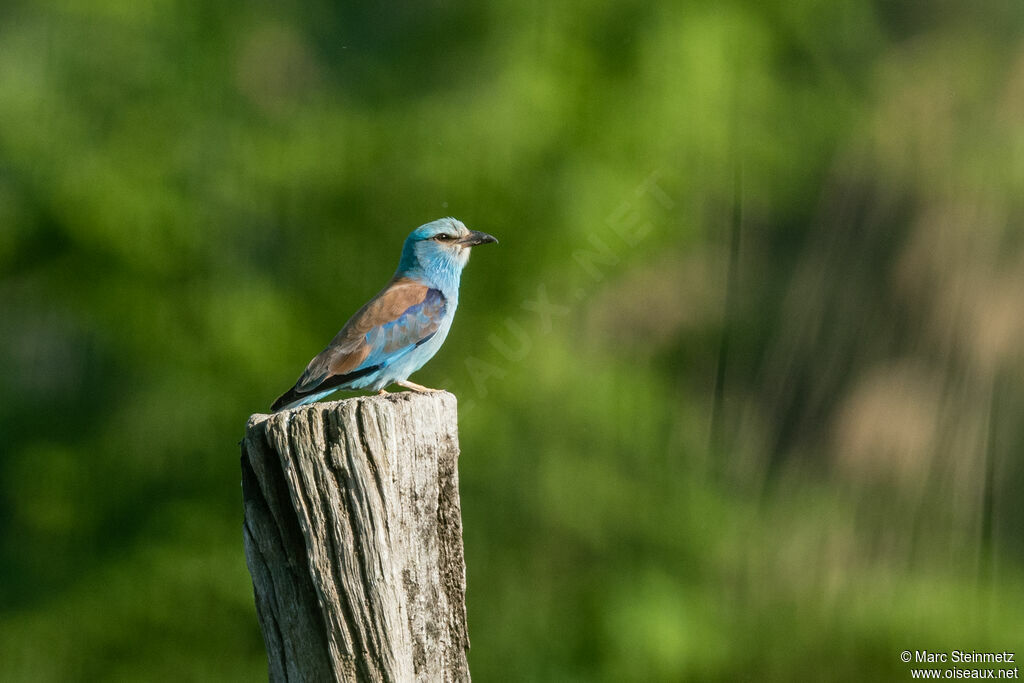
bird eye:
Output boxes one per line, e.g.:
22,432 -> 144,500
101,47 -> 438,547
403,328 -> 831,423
434,234 -> 455,242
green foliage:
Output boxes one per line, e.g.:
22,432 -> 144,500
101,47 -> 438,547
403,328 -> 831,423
1,1 -> 1022,680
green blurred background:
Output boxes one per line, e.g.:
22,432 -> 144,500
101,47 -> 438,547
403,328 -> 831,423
2,0 -> 1023,680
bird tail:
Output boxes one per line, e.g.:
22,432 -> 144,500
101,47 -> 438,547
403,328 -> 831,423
271,386 -> 340,412
270,365 -> 383,412
270,387 -> 303,412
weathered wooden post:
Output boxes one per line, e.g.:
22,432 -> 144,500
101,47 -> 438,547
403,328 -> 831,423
240,391 -> 470,682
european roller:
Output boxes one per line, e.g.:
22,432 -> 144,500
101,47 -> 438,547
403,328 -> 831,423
271,218 -> 498,412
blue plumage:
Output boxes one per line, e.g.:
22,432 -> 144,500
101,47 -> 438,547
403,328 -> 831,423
271,218 -> 497,411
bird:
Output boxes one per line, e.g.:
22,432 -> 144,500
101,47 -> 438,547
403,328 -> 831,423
270,217 -> 498,412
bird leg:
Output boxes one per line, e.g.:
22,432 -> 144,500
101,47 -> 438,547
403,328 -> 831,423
396,380 -> 439,393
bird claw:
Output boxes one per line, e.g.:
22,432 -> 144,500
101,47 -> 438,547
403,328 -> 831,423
396,380 -> 439,393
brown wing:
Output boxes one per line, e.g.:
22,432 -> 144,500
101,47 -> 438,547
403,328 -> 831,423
292,277 -> 440,392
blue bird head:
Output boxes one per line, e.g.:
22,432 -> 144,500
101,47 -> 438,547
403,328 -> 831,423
396,217 -> 498,287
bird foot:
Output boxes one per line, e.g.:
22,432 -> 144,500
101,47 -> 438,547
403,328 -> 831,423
396,380 -> 440,393
377,389 -> 390,396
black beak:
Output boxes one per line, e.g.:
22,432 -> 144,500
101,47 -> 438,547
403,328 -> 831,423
459,230 -> 498,247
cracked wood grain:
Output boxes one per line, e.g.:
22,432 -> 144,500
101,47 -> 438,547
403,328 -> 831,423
241,391 -> 470,682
